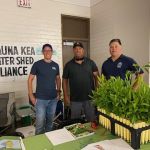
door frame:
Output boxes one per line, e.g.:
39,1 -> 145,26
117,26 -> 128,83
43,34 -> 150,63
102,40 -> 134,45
61,14 -> 90,58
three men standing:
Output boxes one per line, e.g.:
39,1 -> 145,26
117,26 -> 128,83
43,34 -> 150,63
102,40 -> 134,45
28,39 -> 142,135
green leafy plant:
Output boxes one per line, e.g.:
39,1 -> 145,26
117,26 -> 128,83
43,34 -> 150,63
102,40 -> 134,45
91,65 -> 150,124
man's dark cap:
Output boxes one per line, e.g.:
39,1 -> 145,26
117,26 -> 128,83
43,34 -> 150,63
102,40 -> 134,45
73,42 -> 84,49
42,44 -> 53,51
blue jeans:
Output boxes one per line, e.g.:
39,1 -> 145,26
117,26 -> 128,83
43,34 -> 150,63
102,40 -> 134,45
35,98 -> 57,135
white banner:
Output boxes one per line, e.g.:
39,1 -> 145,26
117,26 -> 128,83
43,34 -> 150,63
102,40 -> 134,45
0,44 -> 42,82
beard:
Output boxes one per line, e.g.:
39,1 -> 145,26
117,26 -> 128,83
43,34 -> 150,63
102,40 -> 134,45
74,56 -> 84,61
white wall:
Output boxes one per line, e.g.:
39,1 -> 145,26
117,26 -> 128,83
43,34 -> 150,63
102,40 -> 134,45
0,0 -> 90,105
90,0 -> 103,6
51,0 -> 104,7
51,0 -> 90,7
90,0 -> 150,83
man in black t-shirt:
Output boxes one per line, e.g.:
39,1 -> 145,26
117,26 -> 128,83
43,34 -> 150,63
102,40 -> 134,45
63,42 -> 99,126
28,44 -> 61,135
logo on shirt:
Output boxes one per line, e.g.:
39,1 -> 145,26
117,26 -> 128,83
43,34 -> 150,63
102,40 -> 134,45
52,67 -> 56,70
117,62 -> 122,68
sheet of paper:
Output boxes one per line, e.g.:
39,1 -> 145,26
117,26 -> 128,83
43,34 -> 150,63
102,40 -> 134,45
20,137 -> 26,150
0,139 -> 21,149
45,128 -> 75,145
81,138 -> 133,150
108,138 -> 133,150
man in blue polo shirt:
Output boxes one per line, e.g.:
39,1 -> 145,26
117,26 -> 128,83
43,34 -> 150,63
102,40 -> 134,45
101,39 -> 143,86
28,44 -> 61,135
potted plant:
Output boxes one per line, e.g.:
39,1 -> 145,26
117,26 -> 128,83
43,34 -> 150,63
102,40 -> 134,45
91,64 -> 150,144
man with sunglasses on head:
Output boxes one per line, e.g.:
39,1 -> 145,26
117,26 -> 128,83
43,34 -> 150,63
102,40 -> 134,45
28,44 -> 61,135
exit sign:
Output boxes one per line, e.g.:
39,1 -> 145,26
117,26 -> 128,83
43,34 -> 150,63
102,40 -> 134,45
17,0 -> 31,8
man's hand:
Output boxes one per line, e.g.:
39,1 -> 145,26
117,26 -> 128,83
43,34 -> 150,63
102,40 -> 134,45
56,90 -> 61,100
62,78 -> 70,106
64,95 -> 70,106
29,94 -> 36,106
132,73 -> 143,91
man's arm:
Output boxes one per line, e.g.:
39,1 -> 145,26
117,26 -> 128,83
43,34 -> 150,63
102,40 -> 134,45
28,74 -> 36,105
56,75 -> 61,99
91,60 -> 99,88
62,78 -> 70,106
93,71 -> 99,88
130,60 -> 144,90
132,73 -> 144,91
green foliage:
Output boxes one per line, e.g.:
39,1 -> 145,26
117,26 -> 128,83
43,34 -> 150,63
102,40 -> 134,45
91,74 -> 150,124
